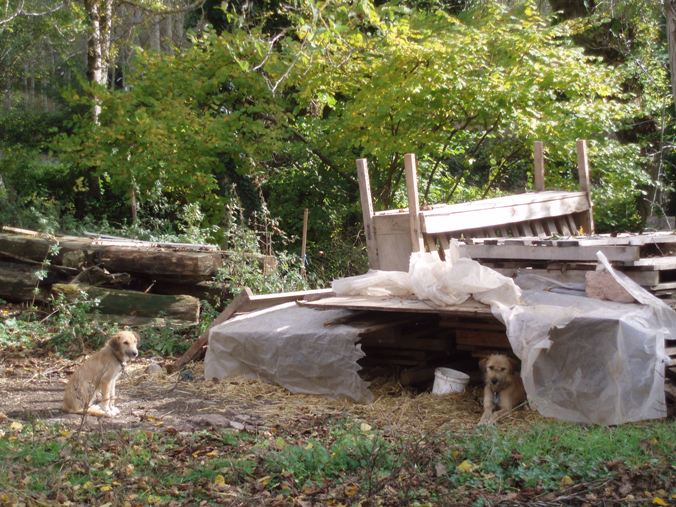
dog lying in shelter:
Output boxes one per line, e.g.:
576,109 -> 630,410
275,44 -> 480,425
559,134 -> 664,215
478,353 -> 527,425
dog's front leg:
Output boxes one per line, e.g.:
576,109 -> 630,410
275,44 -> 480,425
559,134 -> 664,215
98,380 -> 119,417
478,385 -> 495,425
107,379 -> 120,416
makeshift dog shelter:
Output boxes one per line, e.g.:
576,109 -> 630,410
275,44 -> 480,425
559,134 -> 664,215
188,140 -> 675,425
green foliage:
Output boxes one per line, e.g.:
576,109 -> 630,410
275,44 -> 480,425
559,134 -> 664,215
444,421 -> 675,492
214,204 -> 314,294
0,418 -> 673,505
48,292 -> 110,354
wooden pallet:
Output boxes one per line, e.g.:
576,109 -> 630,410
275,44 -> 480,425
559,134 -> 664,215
358,140 -> 594,272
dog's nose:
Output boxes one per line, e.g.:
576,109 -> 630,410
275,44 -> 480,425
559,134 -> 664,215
491,378 -> 498,385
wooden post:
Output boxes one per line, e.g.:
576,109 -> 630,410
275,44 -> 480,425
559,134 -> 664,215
404,153 -> 425,253
356,158 -> 380,269
130,187 -> 138,224
576,139 -> 595,235
300,208 -> 308,277
533,141 -> 545,192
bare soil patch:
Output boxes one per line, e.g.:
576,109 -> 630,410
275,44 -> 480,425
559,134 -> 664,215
0,352 -> 546,435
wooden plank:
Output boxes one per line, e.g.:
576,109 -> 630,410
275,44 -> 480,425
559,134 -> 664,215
532,221 -> 547,236
238,288 -> 334,312
533,140 -> 545,191
422,193 -> 590,235
566,214 -> 579,234
546,218 -> 558,235
633,256 -> 676,270
459,244 -> 639,262
404,153 -> 425,253
357,158 -> 380,269
556,217 -> 572,235
455,329 -> 510,349
576,139 -> 595,234
492,267 -> 660,286
299,295 -> 494,317
425,190 -> 586,213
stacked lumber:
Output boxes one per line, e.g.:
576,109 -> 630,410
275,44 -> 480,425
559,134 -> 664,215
455,232 -> 676,301
0,227 -> 229,325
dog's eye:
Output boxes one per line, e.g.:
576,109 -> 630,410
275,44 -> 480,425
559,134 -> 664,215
123,341 -> 129,345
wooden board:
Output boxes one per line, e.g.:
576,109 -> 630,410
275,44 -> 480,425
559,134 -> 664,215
299,295 -> 494,317
459,244 -> 639,263
422,192 -> 589,235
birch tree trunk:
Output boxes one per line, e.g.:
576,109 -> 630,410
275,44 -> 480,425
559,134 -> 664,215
667,0 -> 676,113
84,0 -> 114,123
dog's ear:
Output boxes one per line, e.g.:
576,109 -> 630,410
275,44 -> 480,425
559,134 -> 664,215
109,333 -> 123,353
479,357 -> 488,373
508,356 -> 520,372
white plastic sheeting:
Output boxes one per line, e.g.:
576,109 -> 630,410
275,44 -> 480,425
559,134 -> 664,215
332,246 -> 671,424
204,303 -> 373,403
334,242 -> 521,308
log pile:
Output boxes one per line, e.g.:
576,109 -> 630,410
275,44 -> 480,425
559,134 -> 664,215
0,227 -> 229,325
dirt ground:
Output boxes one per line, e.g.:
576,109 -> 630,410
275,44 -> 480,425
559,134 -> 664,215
0,350 -> 546,436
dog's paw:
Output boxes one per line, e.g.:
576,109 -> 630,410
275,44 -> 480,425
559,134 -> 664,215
478,413 -> 495,426
105,406 -> 121,417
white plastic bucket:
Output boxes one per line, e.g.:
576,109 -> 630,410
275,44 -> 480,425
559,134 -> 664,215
432,367 -> 470,394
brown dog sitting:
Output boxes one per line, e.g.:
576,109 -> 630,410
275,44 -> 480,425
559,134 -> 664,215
478,353 -> 527,425
63,330 -> 140,417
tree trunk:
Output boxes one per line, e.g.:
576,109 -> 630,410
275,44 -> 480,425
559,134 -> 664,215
52,283 -> 201,324
667,0 -> 676,113
0,261 -> 53,302
84,0 -> 114,122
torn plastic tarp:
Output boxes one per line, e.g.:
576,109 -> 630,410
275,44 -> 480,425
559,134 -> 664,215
490,252 -> 671,425
204,303 -> 373,403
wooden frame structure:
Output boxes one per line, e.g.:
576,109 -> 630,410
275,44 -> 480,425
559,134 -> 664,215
358,140 -> 595,271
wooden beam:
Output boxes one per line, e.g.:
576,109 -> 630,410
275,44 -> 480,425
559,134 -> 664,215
356,158 -> 380,269
404,153 -> 425,253
533,141 -> 545,191
576,139 -> 595,235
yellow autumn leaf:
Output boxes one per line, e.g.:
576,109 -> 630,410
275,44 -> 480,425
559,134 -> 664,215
456,460 -> 475,473
100,485 -> 112,492
451,449 -> 461,459
360,422 -> 372,432
205,449 -> 219,457
560,475 -> 574,487
274,437 -> 286,450
344,483 -> 359,497
257,475 -> 271,487
652,498 -> 667,506
214,474 -> 226,489
305,442 -> 314,449
146,495 -> 162,505
9,421 -> 23,432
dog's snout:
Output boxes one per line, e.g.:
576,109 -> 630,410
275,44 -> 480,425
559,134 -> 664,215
491,378 -> 498,385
